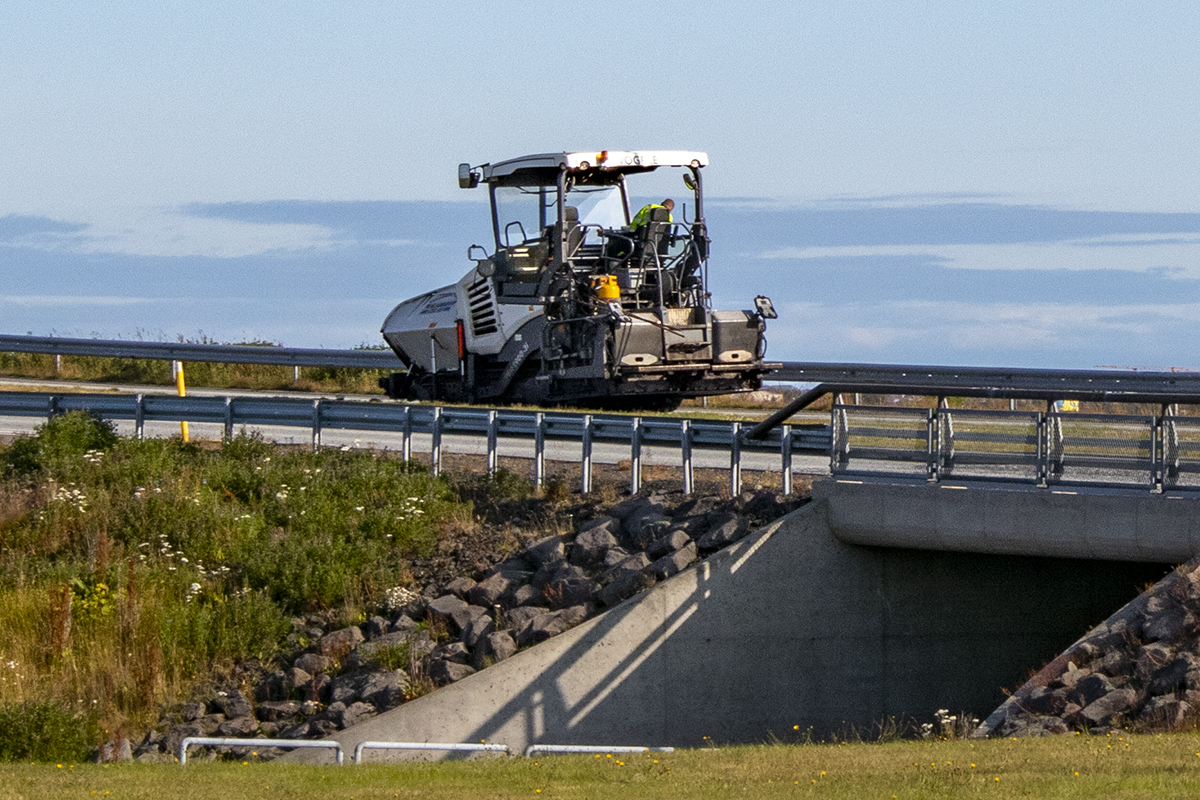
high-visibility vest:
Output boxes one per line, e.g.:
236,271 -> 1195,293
630,204 -> 673,231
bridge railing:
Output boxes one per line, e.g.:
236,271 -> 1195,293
831,403 -> 1200,493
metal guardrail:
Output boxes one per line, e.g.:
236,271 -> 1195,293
0,333 -> 402,369
772,361 -> 1200,397
10,333 -> 1200,400
179,736 -> 344,764
353,741 -> 509,762
0,391 -> 829,496
523,744 -> 675,758
831,403 -> 1200,493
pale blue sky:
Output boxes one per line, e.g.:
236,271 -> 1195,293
3,2 -> 1200,368
4,1 -> 1198,211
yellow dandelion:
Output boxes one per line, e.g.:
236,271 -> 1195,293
56,764 -> 62,769
793,725 -> 799,730
971,764 -> 976,768
994,777 -> 1000,782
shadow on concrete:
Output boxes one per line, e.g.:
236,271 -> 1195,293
307,501 -> 1168,760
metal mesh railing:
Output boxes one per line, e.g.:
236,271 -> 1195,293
831,405 -> 934,479
937,408 -> 1041,483
1049,413 -> 1155,488
831,403 -> 1199,493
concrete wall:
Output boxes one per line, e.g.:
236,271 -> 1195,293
817,478 -> 1200,562
299,497 -> 1167,761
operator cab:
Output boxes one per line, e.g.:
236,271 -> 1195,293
460,151 -> 711,312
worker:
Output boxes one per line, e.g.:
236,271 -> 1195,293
630,198 -> 674,231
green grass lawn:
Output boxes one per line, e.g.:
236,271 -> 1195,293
5,735 -> 1200,799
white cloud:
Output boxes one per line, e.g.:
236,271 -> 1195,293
6,206 -> 339,258
760,234 -> 1200,276
0,295 -> 158,307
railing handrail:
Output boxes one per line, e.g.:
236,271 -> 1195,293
353,741 -> 509,763
178,736 -> 344,765
523,744 -> 675,758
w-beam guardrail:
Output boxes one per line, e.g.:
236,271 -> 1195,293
0,391 -> 828,496
0,333 -> 402,369
11,333 -> 1200,400
831,403 -> 1200,493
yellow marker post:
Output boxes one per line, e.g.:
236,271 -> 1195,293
174,360 -> 189,442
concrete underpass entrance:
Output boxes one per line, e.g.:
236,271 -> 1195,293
290,481 -> 1185,758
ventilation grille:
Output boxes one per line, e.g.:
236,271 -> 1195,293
467,277 -> 498,336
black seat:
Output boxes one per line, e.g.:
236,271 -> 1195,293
562,206 -> 584,259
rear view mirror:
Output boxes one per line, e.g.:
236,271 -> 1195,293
468,245 -> 493,276
458,163 -> 479,189
682,173 -> 696,191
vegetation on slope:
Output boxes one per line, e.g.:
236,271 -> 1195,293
0,412 -> 470,753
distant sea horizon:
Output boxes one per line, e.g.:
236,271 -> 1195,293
5,198 -> 1200,372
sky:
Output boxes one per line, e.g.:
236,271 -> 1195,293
3,2 -> 1200,369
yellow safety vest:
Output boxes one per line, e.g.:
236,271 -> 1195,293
630,204 -> 673,231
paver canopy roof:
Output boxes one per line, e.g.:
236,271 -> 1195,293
481,151 -> 708,185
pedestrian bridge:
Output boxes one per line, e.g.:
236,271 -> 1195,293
295,477 -> 1190,760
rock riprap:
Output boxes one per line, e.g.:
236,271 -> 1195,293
134,489 -> 802,761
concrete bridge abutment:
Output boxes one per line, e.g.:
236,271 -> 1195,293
305,481 -> 1176,759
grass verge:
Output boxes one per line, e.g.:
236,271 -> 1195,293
3,735 -> 1200,799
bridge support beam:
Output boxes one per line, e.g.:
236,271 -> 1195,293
817,477 -> 1200,563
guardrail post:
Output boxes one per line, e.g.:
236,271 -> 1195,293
402,406 -> 412,464
781,424 -> 793,496
223,397 -> 233,440
926,408 -> 939,482
630,417 -> 643,495
135,394 -> 145,440
1036,411 -> 1048,487
830,404 -> 849,472
1152,411 -> 1164,493
730,421 -> 742,497
487,410 -> 498,478
431,406 -> 443,477
681,419 -> 694,496
534,412 -> 545,491
581,414 -> 593,494
47,395 -> 59,420
1164,404 -> 1180,490
311,399 -> 323,452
